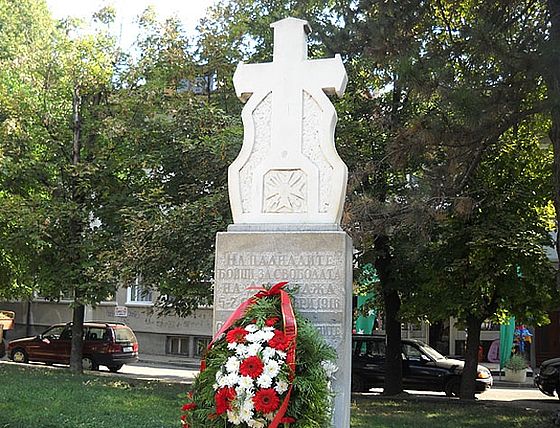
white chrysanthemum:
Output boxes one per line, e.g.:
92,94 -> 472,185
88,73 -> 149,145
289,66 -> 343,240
235,344 -> 248,357
261,329 -> 275,341
245,324 -> 258,333
246,329 -> 269,343
225,372 -> 240,387
263,326 -> 275,332
245,332 -> 258,343
241,397 -> 254,412
212,383 -> 219,390
248,419 -> 266,428
226,356 -> 240,373
275,350 -> 287,360
275,379 -> 289,394
238,375 -> 254,391
227,342 -> 238,351
264,412 -> 275,421
262,346 -> 276,361
263,360 -> 281,378
239,405 -> 254,422
217,372 -> 229,388
227,410 -> 242,425
247,342 -> 262,356
256,373 -> 273,388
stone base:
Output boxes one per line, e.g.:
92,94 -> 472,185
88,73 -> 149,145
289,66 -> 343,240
214,230 -> 352,428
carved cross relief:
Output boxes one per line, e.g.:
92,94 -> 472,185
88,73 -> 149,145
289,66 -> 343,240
229,17 -> 348,224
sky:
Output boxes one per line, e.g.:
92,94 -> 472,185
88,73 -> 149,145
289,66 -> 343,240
45,0 -> 217,47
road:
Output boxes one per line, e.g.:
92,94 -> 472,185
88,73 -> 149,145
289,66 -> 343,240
2,359 -> 559,410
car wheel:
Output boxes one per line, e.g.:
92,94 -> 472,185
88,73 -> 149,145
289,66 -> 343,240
351,376 -> 368,392
444,377 -> 461,397
11,348 -> 28,364
82,357 -> 98,371
107,364 -> 123,373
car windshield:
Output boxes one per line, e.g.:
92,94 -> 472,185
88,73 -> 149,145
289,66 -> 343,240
418,343 -> 446,361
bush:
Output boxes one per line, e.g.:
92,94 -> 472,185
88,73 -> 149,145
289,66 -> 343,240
504,354 -> 527,371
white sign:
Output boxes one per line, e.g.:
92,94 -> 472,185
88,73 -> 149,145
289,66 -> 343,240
229,17 -> 348,225
114,306 -> 128,317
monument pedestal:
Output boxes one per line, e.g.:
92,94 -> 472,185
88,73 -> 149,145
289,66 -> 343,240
214,226 -> 352,428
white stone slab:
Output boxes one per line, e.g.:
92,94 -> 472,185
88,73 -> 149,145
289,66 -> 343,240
214,231 -> 352,428
229,17 -> 348,225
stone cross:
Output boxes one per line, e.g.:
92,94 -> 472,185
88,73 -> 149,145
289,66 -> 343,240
229,17 -> 348,225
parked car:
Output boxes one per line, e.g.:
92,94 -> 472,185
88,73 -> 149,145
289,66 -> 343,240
535,357 -> 560,399
0,310 -> 15,359
352,334 -> 493,396
7,321 -> 138,372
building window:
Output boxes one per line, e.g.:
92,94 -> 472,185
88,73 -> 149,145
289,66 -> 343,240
33,291 -> 74,302
127,275 -> 153,305
167,336 -> 190,356
195,337 -> 211,357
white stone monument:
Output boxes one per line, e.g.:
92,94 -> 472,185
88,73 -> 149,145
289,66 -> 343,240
229,17 -> 348,224
214,17 -> 352,428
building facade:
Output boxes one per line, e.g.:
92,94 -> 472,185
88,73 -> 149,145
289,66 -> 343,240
1,285 -> 213,361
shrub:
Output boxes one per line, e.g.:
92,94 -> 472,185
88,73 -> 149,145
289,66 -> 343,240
504,354 -> 527,371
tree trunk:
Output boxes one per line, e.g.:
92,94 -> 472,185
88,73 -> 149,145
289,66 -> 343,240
460,314 -> 482,400
69,303 -> 85,373
375,235 -> 403,395
25,300 -> 32,337
383,287 -> 402,395
68,85 -> 84,374
547,0 -> 560,288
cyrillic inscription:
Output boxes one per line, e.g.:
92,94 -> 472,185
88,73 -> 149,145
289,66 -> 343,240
214,250 -> 345,348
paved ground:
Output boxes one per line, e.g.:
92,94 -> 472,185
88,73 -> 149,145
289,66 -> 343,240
361,387 -> 559,411
0,358 -> 198,384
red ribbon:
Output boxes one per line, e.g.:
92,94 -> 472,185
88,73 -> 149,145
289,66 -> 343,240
200,281 -> 297,427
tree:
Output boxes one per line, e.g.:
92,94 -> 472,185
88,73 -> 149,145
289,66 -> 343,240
0,3 -> 127,372
545,0 -> 560,282
100,9 -> 242,316
401,119 -> 557,398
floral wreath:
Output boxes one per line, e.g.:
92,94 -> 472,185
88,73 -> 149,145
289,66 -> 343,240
181,282 -> 337,428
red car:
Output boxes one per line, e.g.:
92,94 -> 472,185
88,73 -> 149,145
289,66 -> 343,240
7,322 -> 139,372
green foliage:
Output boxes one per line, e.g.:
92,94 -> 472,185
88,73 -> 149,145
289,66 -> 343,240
504,354 -> 528,372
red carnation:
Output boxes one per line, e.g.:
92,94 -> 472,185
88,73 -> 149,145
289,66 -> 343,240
180,414 -> 189,427
226,327 -> 248,344
215,387 -> 236,415
253,388 -> 280,413
268,330 -> 290,351
239,355 -> 264,378
265,317 -> 280,327
181,403 -> 196,411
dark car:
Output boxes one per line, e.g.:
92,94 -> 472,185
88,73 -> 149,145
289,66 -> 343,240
0,338 -> 5,359
352,334 -> 493,396
7,321 -> 138,372
535,357 -> 560,399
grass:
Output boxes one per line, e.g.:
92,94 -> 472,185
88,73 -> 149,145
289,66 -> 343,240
0,363 -> 555,427
0,364 -> 185,428
351,396 -> 555,428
